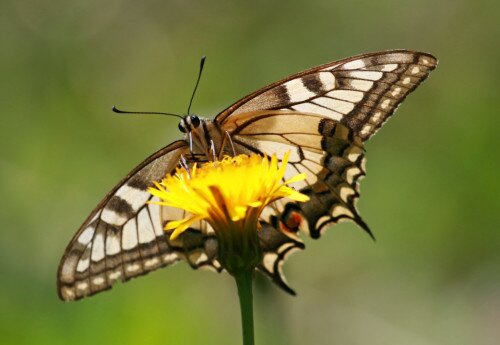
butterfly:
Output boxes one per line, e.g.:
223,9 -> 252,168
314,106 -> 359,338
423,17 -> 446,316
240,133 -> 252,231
58,50 -> 437,301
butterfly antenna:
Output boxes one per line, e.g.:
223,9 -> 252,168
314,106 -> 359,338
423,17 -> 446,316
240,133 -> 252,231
112,106 -> 183,119
187,56 -> 206,114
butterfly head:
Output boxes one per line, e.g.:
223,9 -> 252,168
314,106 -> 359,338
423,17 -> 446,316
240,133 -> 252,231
178,115 -> 201,133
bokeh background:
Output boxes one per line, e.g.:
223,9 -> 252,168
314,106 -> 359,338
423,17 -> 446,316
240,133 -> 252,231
1,1 -> 499,344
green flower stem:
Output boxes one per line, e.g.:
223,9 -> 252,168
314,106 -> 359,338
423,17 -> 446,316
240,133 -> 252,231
234,269 -> 255,345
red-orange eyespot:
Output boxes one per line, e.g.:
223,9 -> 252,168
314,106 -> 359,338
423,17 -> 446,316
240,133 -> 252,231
280,211 -> 302,233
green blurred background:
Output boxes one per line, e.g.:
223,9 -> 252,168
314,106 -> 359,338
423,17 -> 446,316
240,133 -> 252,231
1,1 -> 499,344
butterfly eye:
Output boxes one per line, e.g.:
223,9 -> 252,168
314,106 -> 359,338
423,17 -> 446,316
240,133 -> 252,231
190,115 -> 201,128
178,122 -> 187,133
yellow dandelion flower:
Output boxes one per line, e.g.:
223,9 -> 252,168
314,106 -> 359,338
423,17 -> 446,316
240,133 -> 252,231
148,152 -> 309,274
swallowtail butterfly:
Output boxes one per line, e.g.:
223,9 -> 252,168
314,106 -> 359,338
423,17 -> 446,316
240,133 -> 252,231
58,50 -> 437,301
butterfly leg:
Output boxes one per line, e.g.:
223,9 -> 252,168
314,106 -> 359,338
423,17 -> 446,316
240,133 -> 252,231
179,154 -> 192,178
225,131 -> 236,157
209,139 -> 217,162
188,131 -> 195,160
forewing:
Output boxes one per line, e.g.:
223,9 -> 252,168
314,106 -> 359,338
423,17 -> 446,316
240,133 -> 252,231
57,141 -> 198,301
216,50 -> 437,141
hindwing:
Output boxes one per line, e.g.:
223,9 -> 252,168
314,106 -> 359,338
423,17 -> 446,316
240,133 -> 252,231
222,110 -> 368,239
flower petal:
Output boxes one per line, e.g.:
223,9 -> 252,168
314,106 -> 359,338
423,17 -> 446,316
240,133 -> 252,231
166,215 -> 204,240
285,173 -> 307,185
149,152 -> 310,242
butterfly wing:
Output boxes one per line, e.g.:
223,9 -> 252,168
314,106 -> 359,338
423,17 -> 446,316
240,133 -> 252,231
216,50 -> 437,141
224,111 -> 367,239
60,50 -> 437,299
216,111 -> 366,293
57,140 -> 206,301
257,221 -> 305,295
216,50 -> 437,292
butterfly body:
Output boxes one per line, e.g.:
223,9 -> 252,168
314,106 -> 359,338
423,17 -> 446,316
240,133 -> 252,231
58,50 -> 437,301
181,116 -> 227,161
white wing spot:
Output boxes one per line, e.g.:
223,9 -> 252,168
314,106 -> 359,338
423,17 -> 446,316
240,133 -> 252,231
303,150 -> 325,163
101,209 -> 129,227
348,71 -> 383,81
284,78 -> 315,102
327,90 -> 364,102
60,255 -> 78,279
403,77 -> 411,85
78,226 -> 95,245
122,220 -> 138,250
260,206 -> 276,223
91,233 -> 105,261
293,103 -> 343,121
345,166 -> 362,184
391,87 -> 402,96
319,72 -> 336,88
93,277 -> 105,285
331,206 -> 354,218
148,200 -> 163,236
126,263 -> 141,272
361,124 -> 372,136
89,212 -> 100,224
347,150 -> 362,162
105,233 -> 121,256
115,184 -> 151,213
340,186 -> 355,201
315,97 -> 355,114
277,242 -> 296,254
76,257 -> 90,272
380,64 -> 398,72
144,257 -> 160,268
350,79 -> 373,91
372,111 -> 382,122
62,288 -> 75,299
381,99 -> 391,109
342,59 -> 366,70
315,216 -> 330,229
411,66 -> 420,74
109,271 -> 122,280
263,253 -> 278,273
205,222 -> 215,235
321,62 -> 341,71
77,282 -> 88,291
163,253 -> 178,263
313,97 -> 338,110
138,208 -> 156,244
